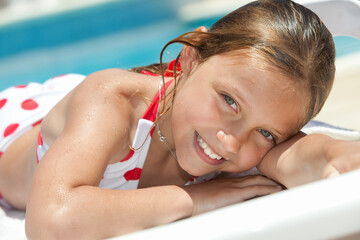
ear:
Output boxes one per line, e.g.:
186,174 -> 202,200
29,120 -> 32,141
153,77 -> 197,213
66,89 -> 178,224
195,26 -> 208,33
180,26 -> 208,76
180,45 -> 198,76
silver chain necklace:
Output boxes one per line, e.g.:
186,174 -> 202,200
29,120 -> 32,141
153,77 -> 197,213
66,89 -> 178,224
156,80 -> 177,160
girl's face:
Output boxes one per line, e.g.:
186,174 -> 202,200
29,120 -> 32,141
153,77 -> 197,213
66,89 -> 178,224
171,54 -> 308,177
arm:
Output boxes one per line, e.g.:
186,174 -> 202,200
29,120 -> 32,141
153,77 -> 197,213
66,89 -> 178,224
25,70 -> 193,239
258,132 -> 360,188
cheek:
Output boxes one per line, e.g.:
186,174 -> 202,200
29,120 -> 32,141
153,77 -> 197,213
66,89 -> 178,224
171,95 -> 193,143
233,141 -> 270,171
173,92 -> 221,126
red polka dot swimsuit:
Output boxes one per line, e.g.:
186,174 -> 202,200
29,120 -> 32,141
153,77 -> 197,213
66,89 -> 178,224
0,73 -> 85,158
36,79 -> 174,190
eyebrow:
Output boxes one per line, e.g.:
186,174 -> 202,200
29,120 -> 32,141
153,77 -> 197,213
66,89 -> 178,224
227,84 -> 250,111
273,126 -> 297,143
271,128 -> 285,142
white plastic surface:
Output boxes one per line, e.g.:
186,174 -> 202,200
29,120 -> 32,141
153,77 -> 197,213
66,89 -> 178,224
112,169 -> 360,240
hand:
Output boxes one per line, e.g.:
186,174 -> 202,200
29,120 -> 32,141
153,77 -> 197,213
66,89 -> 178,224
182,175 -> 282,216
322,140 -> 360,178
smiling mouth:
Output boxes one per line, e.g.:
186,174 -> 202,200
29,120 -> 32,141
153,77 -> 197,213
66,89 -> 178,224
196,133 -> 224,161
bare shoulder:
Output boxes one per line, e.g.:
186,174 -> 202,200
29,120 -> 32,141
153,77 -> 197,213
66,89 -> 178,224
85,68 -> 156,93
41,68 -> 159,160
74,68 -> 159,121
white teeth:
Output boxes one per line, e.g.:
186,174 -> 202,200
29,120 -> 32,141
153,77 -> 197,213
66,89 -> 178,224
210,153 -> 221,159
197,134 -> 223,160
204,148 -> 212,155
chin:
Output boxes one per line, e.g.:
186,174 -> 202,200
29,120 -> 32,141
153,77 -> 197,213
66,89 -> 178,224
177,155 -> 212,177
175,136 -> 217,177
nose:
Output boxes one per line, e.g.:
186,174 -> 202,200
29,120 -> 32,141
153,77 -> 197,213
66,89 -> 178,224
216,130 -> 242,155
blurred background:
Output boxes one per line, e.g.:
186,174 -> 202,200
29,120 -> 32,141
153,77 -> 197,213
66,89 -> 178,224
0,0 -> 204,90
0,0 -> 360,129
0,0 -> 174,88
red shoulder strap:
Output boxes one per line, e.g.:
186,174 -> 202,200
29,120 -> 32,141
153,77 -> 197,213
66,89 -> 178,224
142,80 -> 173,122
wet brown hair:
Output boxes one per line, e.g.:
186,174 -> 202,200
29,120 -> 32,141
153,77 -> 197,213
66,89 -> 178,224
132,0 -> 336,128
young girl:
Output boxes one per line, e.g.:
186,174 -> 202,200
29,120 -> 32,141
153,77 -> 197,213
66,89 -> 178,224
0,0 -> 359,239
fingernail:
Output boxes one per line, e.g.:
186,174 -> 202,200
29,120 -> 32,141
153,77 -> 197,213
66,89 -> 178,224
217,130 -> 225,138
328,171 -> 340,178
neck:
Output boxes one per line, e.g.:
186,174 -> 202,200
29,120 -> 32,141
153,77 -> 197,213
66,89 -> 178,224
138,79 -> 191,186
139,137 -> 190,188
156,80 -> 176,154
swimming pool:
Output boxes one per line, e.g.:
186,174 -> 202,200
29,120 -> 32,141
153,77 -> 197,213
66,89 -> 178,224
0,0 -> 204,90
0,0 -> 360,91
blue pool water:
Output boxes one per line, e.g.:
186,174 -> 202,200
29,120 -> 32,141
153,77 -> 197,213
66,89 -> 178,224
0,0 -> 359,91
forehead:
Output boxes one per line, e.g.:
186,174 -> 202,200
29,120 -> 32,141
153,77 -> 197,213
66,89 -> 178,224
206,52 -> 298,89
204,53 -> 309,138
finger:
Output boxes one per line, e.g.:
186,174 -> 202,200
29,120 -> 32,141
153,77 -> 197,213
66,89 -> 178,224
322,164 -> 340,179
216,130 -> 238,155
322,155 -> 360,178
233,185 -> 282,202
334,155 -> 360,173
232,175 -> 281,188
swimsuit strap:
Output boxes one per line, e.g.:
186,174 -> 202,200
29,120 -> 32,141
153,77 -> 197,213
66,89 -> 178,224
142,80 -> 173,123
121,60 -> 180,160
141,59 -> 181,78
140,58 -> 181,123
